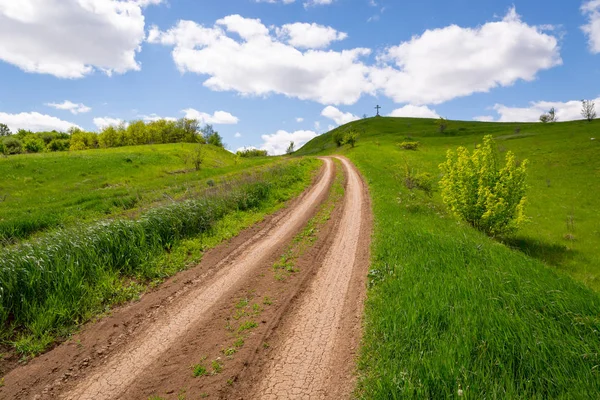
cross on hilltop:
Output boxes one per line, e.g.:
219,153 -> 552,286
375,105 -> 381,117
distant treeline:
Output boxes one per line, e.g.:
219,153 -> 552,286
0,119 -> 224,155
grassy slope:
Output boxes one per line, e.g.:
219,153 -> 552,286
0,143 -> 273,243
298,117 -> 600,398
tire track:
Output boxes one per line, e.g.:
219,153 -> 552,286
254,156 -> 367,399
59,159 -> 335,400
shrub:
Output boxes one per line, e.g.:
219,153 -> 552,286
439,135 -> 528,236
399,141 -> 420,150
47,138 -> 70,152
404,168 -> 434,197
540,107 -> 558,123
343,131 -> 358,148
23,136 -> 45,153
237,149 -> 268,158
286,141 -> 295,154
2,137 -> 23,154
0,123 -> 10,137
333,131 -> 345,147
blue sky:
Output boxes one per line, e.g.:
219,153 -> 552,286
1,0 -> 599,154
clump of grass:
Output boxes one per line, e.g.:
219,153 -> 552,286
399,141 -> 420,150
237,320 -> 258,333
211,359 -> 223,374
192,364 -> 207,377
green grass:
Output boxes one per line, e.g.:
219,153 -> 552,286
0,143 -> 273,243
0,156 -> 320,356
299,117 -> 600,398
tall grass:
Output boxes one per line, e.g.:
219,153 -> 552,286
0,159 -> 318,351
298,117 -> 600,397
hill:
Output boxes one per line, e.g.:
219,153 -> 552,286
0,143 -> 273,244
298,117 -> 600,398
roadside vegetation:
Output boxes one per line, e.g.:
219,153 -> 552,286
298,116 -> 600,397
0,156 -> 319,356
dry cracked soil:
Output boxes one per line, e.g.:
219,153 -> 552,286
1,156 -> 372,400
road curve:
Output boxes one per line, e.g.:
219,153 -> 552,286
60,158 -> 335,400
254,156 -> 367,399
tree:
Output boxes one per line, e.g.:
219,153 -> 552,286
343,130 -> 358,148
541,107 -> 558,123
333,130 -> 345,147
202,124 -> 224,148
439,135 -> 528,236
581,99 -> 597,122
436,117 -> 448,133
0,123 -> 11,137
286,141 -> 295,154
189,144 -> 204,171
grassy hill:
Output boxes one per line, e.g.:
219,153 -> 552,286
0,143 -> 273,244
298,117 -> 600,398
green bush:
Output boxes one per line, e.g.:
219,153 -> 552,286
47,138 -> 70,152
439,135 -> 528,236
237,148 -> 268,157
343,131 -> 358,148
2,137 -> 23,154
404,168 -> 434,197
23,136 -> 45,153
333,131 -> 345,147
399,141 -> 420,150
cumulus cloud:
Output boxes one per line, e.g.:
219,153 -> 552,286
139,113 -> 176,122
181,109 -> 239,124
321,106 -> 360,125
150,9 -> 560,106
0,111 -> 81,132
0,0 -> 161,79
148,16 -> 374,105
234,132 -> 242,138
473,115 -> 495,122
388,104 -> 439,118
46,100 -> 91,114
259,129 -> 317,155
371,7 -> 561,105
296,117 -> 304,122
93,117 -> 126,130
582,0 -> 600,53
276,23 -> 347,49
492,98 -> 600,122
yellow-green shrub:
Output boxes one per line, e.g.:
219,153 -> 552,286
439,135 -> 528,236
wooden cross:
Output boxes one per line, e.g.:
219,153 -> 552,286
375,105 -> 381,116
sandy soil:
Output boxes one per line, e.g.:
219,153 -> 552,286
0,156 -> 372,400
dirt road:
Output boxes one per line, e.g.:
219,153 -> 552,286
1,156 -> 371,400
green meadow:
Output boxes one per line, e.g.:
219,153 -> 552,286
0,143 -> 272,243
298,117 -> 600,398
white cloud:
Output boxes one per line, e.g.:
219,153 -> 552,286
492,98 -> 600,122
371,7 -> 561,105
139,113 -> 176,122
259,129 -> 318,155
388,104 -> 439,119
46,100 -> 91,114
149,9 -> 560,106
148,16 -> 374,105
473,115 -> 495,122
0,0 -> 161,79
276,23 -> 347,49
321,106 -> 360,125
0,111 -> 81,132
234,132 -> 242,138
296,117 -> 304,122
181,109 -> 239,124
582,0 -> 600,53
93,117 -> 126,130
305,0 -> 334,6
